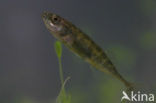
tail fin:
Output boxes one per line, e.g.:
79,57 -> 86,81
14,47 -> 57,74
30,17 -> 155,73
125,82 -> 143,93
114,73 -> 135,92
125,82 -> 135,93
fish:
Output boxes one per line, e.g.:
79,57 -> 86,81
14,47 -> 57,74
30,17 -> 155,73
42,12 -> 133,91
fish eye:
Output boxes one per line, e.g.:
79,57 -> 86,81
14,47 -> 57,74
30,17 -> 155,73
53,17 -> 58,21
52,15 -> 60,24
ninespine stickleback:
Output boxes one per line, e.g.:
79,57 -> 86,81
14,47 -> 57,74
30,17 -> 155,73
42,12 -> 133,91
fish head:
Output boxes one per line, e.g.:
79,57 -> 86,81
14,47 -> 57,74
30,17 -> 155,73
42,12 -> 70,39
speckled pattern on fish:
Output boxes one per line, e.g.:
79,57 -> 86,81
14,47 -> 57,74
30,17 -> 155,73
42,12 -> 133,91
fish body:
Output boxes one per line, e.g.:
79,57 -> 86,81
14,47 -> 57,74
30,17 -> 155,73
42,12 -> 133,90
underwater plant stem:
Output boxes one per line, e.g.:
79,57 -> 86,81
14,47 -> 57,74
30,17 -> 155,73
58,57 -> 64,86
58,57 -> 67,99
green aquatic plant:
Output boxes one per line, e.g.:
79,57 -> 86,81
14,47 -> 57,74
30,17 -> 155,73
139,32 -> 156,50
54,41 -> 71,103
55,41 -> 64,85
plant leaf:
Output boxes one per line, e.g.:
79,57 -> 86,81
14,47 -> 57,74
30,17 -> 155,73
55,41 -> 62,58
56,77 -> 71,103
